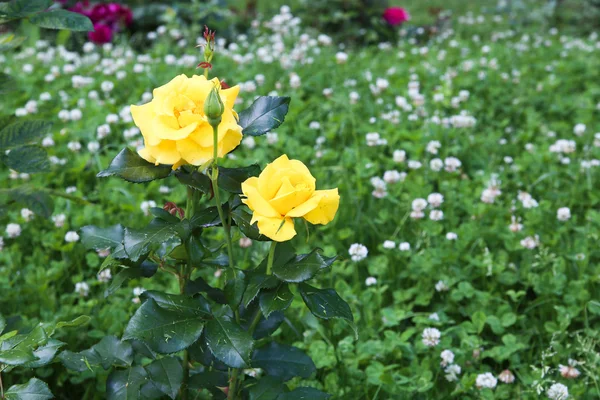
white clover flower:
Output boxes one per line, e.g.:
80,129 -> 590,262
435,280 -> 449,292
383,240 -> 396,249
70,109 -> 82,121
429,210 -> 444,221
6,223 -> 21,238
398,242 -> 411,251
66,186 -> 77,194
445,364 -> 461,382
559,361 -> 580,379
520,235 -> 540,249
133,287 -> 145,297
87,141 -> 100,153
349,243 -> 368,262
159,186 -> 171,194
446,232 -> 458,240
42,136 -> 55,147
426,140 -> 442,155
366,132 -> 381,147
140,200 -> 157,216
365,277 -> 377,286
427,193 -> 444,208
65,231 -> 80,243
58,109 -> 70,121
422,328 -> 441,347
322,88 -> 333,97
20,208 -> 34,221
557,207 -> 571,221
335,51 -> 348,64
266,132 -> 278,144
440,349 -> 455,366
498,369 -> 515,384
547,383 -> 569,400
476,372 -> 498,389
573,123 -> 586,136
429,312 -> 440,321
289,73 -> 301,89
52,213 -> 66,228
67,141 -> 81,152
393,149 -> 406,163
349,91 -> 360,104
97,269 -> 112,283
408,160 -> 422,169
239,237 -> 252,248
383,170 -> 403,184
242,136 -> 256,149
444,157 -> 462,172
75,282 -> 89,297
101,81 -> 114,92
412,198 -> 428,211
430,158 -> 444,171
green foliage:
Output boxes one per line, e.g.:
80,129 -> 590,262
238,96 -> 291,136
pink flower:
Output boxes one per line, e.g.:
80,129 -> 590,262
88,23 -> 113,44
383,7 -> 410,26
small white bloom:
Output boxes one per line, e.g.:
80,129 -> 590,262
557,207 -> 571,221
445,364 -> 461,382
498,369 -> 515,384
6,223 -> 21,238
383,170 -> 403,184
426,140 -> 442,155
427,193 -> 444,208
422,328 -> 441,347
87,141 -> 100,153
573,123 -> 586,136
75,282 -> 89,297
446,232 -> 458,240
266,132 -> 278,144
547,383 -> 569,400
242,136 -> 256,149
430,158 -> 444,171
97,269 -> 112,283
348,243 -> 368,262
476,372 -> 498,389
520,235 -> 540,249
67,141 -> 82,152
101,81 -> 114,92
398,242 -> 411,251
20,208 -> 34,221
65,231 -> 80,243
133,286 -> 145,297
365,277 -> 377,286
383,240 -> 396,249
393,149 -> 406,163
140,200 -> 157,216
52,213 -> 66,228
69,109 -> 82,121
239,237 -> 252,248
42,136 -> 55,147
440,349 -> 455,366
435,280 -> 449,292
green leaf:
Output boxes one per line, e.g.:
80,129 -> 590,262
5,378 -> 53,400
185,277 -> 226,305
29,9 -> 93,31
106,366 -> 148,400
216,164 -> 261,194
0,348 -> 36,365
4,145 -> 48,173
277,387 -> 331,400
145,356 -> 183,399
1,325 -> 47,352
259,283 -> 293,319
298,283 -> 354,322
80,224 -> 124,251
141,291 -> 212,319
23,339 -> 65,368
92,336 -> 133,369
58,349 -> 101,372
238,96 -> 291,136
124,219 -> 182,262
0,0 -> 53,18
53,315 -> 91,333
232,208 -> 268,241
188,370 -> 228,390
0,313 -> 5,333
0,72 -> 16,94
225,270 -> 246,310
205,315 -> 253,368
248,376 -> 286,400
7,186 -> 54,217
175,169 -> 212,194
242,274 -> 279,308
472,311 -> 486,334
252,342 -> 316,381
0,120 -> 52,150
97,148 -> 172,183
189,206 -> 222,228
273,249 -> 334,283
0,33 -> 27,52
123,299 -> 205,354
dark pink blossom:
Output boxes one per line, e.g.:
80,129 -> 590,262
383,7 -> 410,26
88,23 -> 113,44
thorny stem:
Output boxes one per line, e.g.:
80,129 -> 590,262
228,242 -> 277,399
0,368 -> 4,399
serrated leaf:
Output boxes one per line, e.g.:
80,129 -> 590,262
5,378 -> 53,400
58,349 -> 101,372
252,342 -> 316,381
0,0 -> 53,18
225,270 -> 246,309
0,120 -> 52,150
141,291 -> 212,319
273,249 -> 333,283
298,283 -> 354,323
248,376 -> 286,400
242,274 -> 279,307
232,208 -> 269,241
188,370 -> 228,390
92,335 -> 133,369
4,145 -> 48,173
185,277 -> 226,304
205,315 -> 253,368
123,299 -> 205,354
216,164 -> 261,194
29,9 -> 94,31
175,169 -> 212,194
277,387 -> 330,399
238,96 -> 291,136
189,206 -> 223,229
106,366 -> 148,400
23,339 -> 65,368
0,348 -> 36,365
80,224 -> 124,251
7,186 -> 53,218
124,218 -> 182,262
259,283 -> 293,319
145,356 -> 183,399
98,148 -> 172,183
1,325 -> 47,352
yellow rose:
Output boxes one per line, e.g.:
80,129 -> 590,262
241,155 -> 340,242
130,74 -> 242,169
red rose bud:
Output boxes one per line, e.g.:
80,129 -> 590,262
197,62 -> 212,70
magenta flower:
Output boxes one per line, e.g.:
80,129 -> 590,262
88,23 -> 113,44
383,7 -> 410,26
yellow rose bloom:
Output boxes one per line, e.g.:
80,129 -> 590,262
241,155 -> 340,242
130,74 -> 242,169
